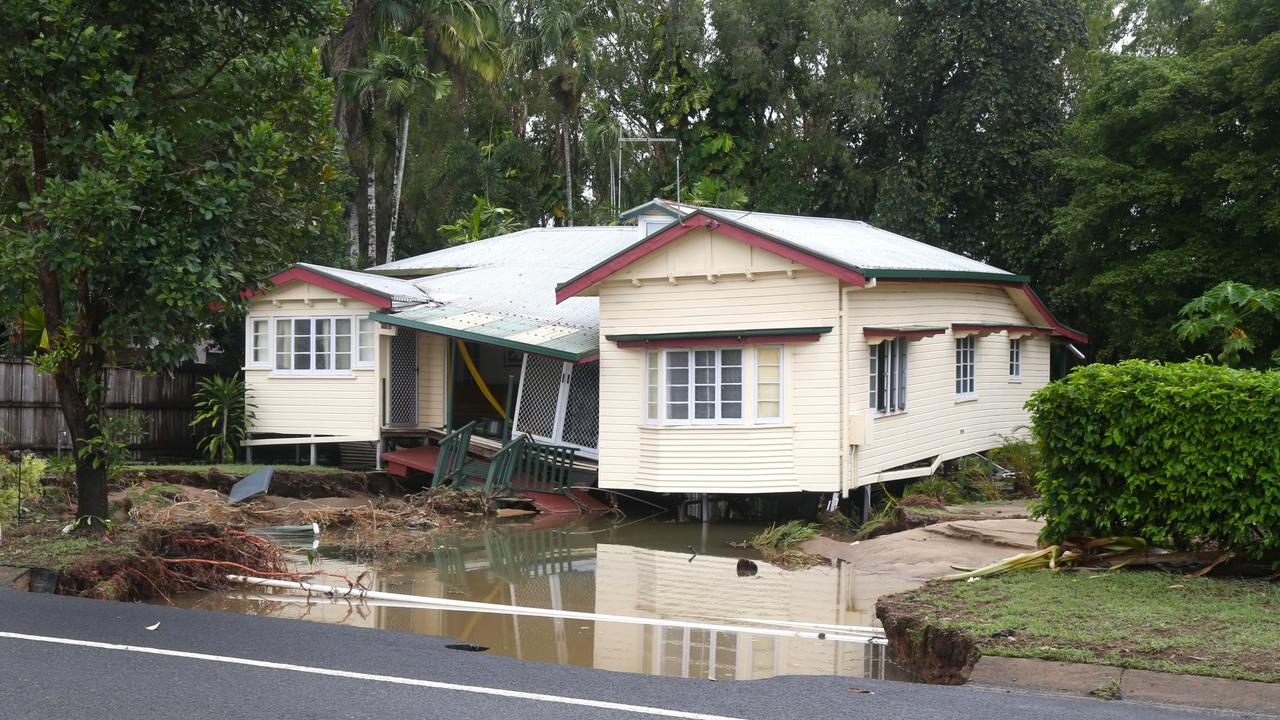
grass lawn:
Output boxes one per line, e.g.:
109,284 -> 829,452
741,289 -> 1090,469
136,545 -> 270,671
127,463 -> 351,475
0,527 -> 143,573
896,570 -> 1280,683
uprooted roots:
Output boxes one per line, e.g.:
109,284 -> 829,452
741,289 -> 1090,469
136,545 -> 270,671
63,525 -> 366,603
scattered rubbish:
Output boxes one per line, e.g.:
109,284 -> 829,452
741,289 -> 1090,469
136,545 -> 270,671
145,622 -> 160,631
446,643 -> 489,652
27,568 -> 58,594
687,544 -> 698,563
228,467 -> 274,505
848,687 -> 874,694
736,559 -> 758,577
1168,584 -> 1184,589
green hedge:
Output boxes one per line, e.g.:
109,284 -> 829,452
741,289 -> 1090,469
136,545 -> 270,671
1028,360 -> 1280,559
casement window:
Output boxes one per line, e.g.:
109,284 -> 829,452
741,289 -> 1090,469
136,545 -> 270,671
356,318 -> 376,367
869,339 -> 908,414
247,318 -> 270,367
956,335 -> 977,398
646,346 -> 772,425
755,345 -> 783,423
1009,338 -> 1022,380
645,349 -> 661,423
272,317 -> 359,375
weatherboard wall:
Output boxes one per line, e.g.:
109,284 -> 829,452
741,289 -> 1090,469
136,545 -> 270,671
244,281 -> 381,442
846,283 -> 1050,485
595,227 -> 843,494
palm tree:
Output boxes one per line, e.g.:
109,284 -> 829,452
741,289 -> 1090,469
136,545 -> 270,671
507,0 -> 621,226
327,0 -> 504,264
344,32 -> 450,263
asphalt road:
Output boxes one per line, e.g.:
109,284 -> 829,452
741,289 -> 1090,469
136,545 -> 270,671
0,590 -> 1258,720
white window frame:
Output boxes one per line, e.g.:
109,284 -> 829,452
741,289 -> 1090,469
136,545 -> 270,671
755,345 -> 783,424
869,338 -> 908,414
1008,337 -> 1022,380
271,316 -> 360,376
956,335 -> 977,398
356,317 -> 376,367
247,317 -> 271,368
646,346 -> 758,427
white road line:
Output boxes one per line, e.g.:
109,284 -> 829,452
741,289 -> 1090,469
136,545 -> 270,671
0,631 -> 746,720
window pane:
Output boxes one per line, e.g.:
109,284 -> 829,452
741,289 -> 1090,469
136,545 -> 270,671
722,384 -> 742,402
669,385 -> 688,403
694,367 -> 715,384
758,401 -> 780,418
695,385 -> 716,401
757,347 -> 779,365
666,351 -> 688,368
721,366 -> 742,384
758,384 -> 779,401
721,402 -> 742,419
668,403 -> 689,420
694,403 -> 715,419
757,365 -> 779,383
335,352 -> 351,370
720,349 -> 742,366
667,368 -> 689,385
694,350 -> 715,366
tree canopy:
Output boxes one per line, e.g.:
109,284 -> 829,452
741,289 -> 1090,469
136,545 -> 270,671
1,0 -> 347,522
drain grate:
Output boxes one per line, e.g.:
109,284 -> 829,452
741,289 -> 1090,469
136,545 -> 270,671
445,643 -> 489,652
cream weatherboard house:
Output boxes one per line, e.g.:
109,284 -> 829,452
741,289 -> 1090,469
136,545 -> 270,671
241,200 -> 1083,503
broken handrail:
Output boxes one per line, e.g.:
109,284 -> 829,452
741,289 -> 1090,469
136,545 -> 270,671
227,575 -> 887,644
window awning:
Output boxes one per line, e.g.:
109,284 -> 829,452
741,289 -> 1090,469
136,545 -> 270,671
862,326 -> 946,343
952,323 -> 1053,338
606,326 -> 832,349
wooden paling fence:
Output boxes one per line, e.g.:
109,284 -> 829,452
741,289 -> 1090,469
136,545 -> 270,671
0,357 -> 215,456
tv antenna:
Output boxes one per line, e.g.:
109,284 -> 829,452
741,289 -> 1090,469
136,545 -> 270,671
614,136 -> 680,209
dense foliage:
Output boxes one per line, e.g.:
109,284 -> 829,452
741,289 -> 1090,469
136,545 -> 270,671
0,0 -> 347,521
1029,360 -> 1280,560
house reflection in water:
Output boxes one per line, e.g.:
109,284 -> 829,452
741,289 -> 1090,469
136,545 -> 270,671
175,521 -> 914,681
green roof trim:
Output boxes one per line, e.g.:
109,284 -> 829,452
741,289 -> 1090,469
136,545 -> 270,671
605,326 -> 833,342
864,268 -> 1030,283
619,199 -> 684,221
369,312 -> 589,362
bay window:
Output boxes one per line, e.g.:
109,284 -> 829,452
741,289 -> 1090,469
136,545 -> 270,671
268,316 -> 368,375
646,346 -> 777,425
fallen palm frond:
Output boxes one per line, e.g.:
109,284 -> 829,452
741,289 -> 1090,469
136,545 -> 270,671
941,536 -> 1151,580
750,520 -> 823,568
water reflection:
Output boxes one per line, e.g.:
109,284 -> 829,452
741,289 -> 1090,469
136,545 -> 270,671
172,516 -> 917,681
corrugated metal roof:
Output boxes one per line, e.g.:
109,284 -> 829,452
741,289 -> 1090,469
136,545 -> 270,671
697,207 -> 1013,276
382,264 -> 600,360
295,263 -> 431,306
369,226 -> 636,275
619,199 -> 1015,276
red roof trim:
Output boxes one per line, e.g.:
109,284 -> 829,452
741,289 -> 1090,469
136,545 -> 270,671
615,333 -> 824,349
554,211 -> 866,303
245,267 -> 392,309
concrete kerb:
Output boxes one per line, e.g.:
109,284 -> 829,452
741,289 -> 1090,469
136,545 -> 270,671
968,656 -> 1280,717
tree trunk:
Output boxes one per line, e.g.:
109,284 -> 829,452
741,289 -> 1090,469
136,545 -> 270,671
365,163 -> 378,265
346,202 -> 360,266
562,115 -> 574,227
49,359 -> 110,527
73,449 -> 109,527
385,109 -> 410,263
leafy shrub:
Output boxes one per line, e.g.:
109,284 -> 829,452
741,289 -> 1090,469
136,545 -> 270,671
1028,359 -> 1280,559
988,435 -> 1042,496
191,373 -> 256,463
0,454 -> 48,524
904,476 -> 962,504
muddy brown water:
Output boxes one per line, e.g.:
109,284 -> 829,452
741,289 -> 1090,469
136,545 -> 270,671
164,515 -> 917,681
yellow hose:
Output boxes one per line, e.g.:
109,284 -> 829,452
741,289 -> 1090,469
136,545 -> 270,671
456,339 -> 508,418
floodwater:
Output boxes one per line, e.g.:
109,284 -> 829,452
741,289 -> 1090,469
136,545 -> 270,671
168,515 -> 919,682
